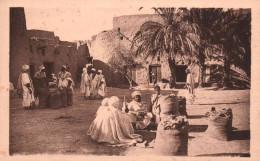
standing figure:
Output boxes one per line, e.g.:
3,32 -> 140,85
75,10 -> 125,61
90,68 -> 99,99
33,65 -> 47,100
80,67 -> 91,100
58,65 -> 74,107
186,60 -> 196,103
58,65 -> 73,89
17,65 -> 35,110
97,70 -> 107,99
150,85 -> 163,124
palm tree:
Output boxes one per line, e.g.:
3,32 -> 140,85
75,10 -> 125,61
132,8 -> 200,88
212,9 -> 249,87
189,8 -> 224,87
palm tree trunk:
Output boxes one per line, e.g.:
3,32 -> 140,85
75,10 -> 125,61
168,57 -> 176,88
198,64 -> 205,88
223,55 -> 232,88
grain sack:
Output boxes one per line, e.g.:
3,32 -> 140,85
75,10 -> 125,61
38,88 -> 50,108
178,96 -> 187,116
49,88 -> 62,109
66,88 -> 73,106
206,108 -> 233,141
154,115 -> 188,156
158,95 -> 180,120
59,88 -> 67,107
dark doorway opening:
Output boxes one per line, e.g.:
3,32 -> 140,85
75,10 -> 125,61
149,65 -> 161,84
176,65 -> 187,82
86,56 -> 93,64
29,64 -> 35,78
43,62 -> 54,79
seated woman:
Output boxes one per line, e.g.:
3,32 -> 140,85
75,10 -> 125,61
125,91 -> 153,130
87,96 -> 142,146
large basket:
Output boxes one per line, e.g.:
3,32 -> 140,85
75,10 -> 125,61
206,113 -> 233,141
49,89 -> 62,109
154,122 -> 188,156
66,88 -> 73,106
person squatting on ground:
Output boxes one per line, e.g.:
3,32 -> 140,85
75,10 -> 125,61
33,65 -> 47,101
123,91 -> 153,130
17,65 -> 35,110
87,96 -> 142,146
80,67 -> 91,100
97,70 -> 107,99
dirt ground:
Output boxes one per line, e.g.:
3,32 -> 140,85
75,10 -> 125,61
9,87 -> 250,156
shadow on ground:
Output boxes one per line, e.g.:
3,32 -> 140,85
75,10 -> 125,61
188,125 -> 208,132
196,153 -> 250,157
232,130 -> 250,140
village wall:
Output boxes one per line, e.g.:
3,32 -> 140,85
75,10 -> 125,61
10,8 -> 30,87
28,30 -> 89,83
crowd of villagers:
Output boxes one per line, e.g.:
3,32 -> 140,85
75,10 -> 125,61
16,62 -> 195,148
16,63 -> 107,110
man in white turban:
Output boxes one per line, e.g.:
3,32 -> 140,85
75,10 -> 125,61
97,70 -> 107,99
80,67 -> 91,100
125,91 -> 152,130
90,68 -> 98,99
17,65 -> 35,110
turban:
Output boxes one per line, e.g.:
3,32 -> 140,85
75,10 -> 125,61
62,65 -> 67,69
101,98 -> 109,106
131,91 -> 141,98
22,65 -> 29,71
39,65 -> 45,70
91,68 -> 96,72
98,70 -> 102,74
108,96 -> 120,108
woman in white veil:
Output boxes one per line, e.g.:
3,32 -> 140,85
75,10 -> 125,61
87,96 -> 142,146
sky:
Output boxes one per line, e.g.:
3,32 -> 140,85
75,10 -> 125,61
24,7 -> 155,42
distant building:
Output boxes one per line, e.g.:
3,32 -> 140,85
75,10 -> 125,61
88,14 -> 220,88
27,29 -> 90,82
10,8 -> 90,87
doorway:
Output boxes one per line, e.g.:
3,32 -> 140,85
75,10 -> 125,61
43,62 -> 54,79
149,65 -> 161,84
176,65 -> 187,82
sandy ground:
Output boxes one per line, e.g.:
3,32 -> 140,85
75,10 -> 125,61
9,87 -> 250,156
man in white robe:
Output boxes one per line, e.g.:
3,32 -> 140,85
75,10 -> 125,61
80,67 -> 91,100
17,65 -> 35,110
90,68 -> 99,99
97,70 -> 107,99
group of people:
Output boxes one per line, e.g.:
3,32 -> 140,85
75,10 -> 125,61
80,64 -> 107,100
17,64 -> 74,109
87,85 -> 167,146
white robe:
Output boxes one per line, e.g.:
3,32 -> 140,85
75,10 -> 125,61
97,75 -> 107,97
90,74 -> 99,97
21,73 -> 35,107
82,73 -> 91,97
88,105 -> 142,145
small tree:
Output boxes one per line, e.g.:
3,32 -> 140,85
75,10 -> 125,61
108,45 -> 145,89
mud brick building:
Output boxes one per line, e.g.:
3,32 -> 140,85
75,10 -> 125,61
88,14 -> 214,88
10,8 -> 90,86
10,8 -> 30,87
